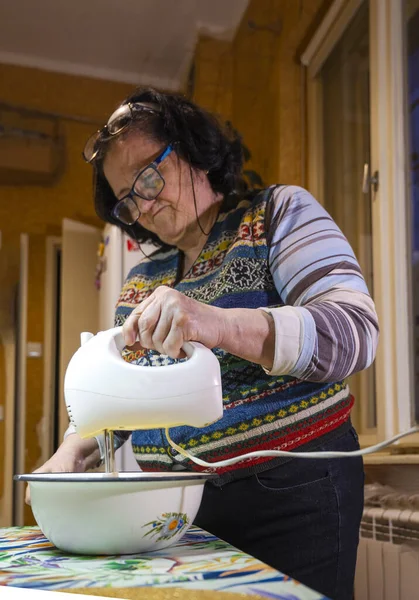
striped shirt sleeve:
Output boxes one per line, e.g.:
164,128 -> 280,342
260,185 -> 379,382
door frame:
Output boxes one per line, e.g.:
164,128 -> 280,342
59,219 -> 101,441
301,0 -> 414,444
13,233 -> 29,526
42,236 -> 61,463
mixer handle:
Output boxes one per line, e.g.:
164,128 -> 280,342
180,341 -> 198,359
111,326 -> 205,362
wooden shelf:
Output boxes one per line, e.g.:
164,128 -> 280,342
363,453 -> 419,465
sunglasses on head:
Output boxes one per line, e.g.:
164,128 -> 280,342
83,102 -> 161,163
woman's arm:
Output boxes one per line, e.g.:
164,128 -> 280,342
210,305 -> 276,370
217,185 -> 379,381
25,434 -> 101,505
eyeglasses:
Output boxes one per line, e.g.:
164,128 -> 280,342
83,102 -> 161,163
111,144 -> 174,226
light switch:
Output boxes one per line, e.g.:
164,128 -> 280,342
27,342 -> 43,358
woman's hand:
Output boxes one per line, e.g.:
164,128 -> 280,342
122,286 -> 225,358
25,434 -> 100,505
122,285 -> 275,370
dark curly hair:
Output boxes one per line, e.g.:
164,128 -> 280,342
91,87 -> 245,248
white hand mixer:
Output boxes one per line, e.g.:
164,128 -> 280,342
65,326 -> 419,473
64,326 -> 224,472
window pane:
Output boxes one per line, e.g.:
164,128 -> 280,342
320,2 -> 376,431
407,0 -> 419,420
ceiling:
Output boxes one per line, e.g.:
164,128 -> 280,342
0,0 -> 249,90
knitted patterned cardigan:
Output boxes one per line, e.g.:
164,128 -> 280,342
113,185 -> 378,484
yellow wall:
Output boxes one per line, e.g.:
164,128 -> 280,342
193,0 -> 330,186
0,64 -> 134,523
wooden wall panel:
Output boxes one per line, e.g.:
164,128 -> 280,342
193,0 -> 332,186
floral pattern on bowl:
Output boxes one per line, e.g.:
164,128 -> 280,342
143,512 -> 189,541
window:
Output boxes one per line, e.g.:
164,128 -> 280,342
320,1 -> 376,434
302,0 -> 415,446
407,0 -> 419,419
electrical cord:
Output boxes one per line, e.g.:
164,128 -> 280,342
164,426 -> 419,469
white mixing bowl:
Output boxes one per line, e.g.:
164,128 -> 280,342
15,471 -> 217,555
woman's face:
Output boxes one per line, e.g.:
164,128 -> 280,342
103,133 -> 215,248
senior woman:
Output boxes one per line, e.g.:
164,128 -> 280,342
32,88 -> 378,600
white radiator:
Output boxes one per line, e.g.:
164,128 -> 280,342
355,507 -> 419,600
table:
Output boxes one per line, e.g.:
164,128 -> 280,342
0,527 -> 328,599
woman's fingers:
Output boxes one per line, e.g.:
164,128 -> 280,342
122,287 -> 169,345
123,286 -> 197,357
137,301 -> 162,349
122,311 -> 140,346
162,321 -> 185,358
137,299 -> 184,357
149,310 -> 175,355
123,297 -> 156,346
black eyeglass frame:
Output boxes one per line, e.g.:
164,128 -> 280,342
110,144 -> 174,226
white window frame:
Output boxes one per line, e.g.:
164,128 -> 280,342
301,0 -> 415,447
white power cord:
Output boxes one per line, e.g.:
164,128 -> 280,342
164,426 -> 419,469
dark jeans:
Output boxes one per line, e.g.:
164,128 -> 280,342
194,427 -> 364,600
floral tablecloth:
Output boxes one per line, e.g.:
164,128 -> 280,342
0,527 -> 328,599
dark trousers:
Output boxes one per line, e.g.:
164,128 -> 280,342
194,427 -> 364,600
